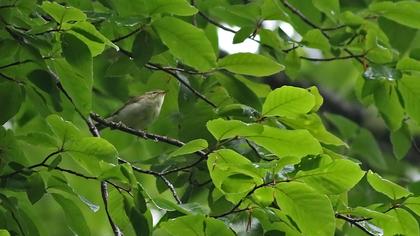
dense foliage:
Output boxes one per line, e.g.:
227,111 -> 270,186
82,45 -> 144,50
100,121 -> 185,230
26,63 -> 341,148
1,0 -> 420,235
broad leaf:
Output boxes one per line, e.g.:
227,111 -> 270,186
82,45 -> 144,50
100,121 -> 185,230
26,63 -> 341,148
206,118 -> 263,140
218,53 -> 284,76
295,159 -> 365,194
0,81 -> 23,125
248,126 -> 322,158
275,182 -> 335,236
145,0 -> 197,16
169,139 -> 208,157
153,16 -> 217,71
367,170 -> 411,200
369,1 -> 420,29
398,75 -> 420,125
262,86 -> 315,117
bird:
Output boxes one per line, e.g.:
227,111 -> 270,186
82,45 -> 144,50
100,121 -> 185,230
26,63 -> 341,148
97,90 -> 166,130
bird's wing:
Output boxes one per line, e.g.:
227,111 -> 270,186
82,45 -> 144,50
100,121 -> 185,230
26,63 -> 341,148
109,96 -> 140,117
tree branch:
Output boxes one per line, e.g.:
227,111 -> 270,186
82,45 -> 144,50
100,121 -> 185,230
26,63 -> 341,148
300,54 -> 365,62
90,113 -> 208,159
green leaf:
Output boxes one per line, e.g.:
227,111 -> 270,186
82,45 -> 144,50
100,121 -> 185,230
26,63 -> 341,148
145,0 -> 197,16
65,137 -> 118,164
205,218 -> 235,236
153,16 -> 216,71
280,114 -> 346,146
68,21 -> 119,56
369,1 -> 420,29
382,208 -> 419,236
0,81 -> 23,125
367,170 -> 411,200
61,33 -> 92,80
0,229 -> 10,236
302,29 -> 330,51
132,31 -> 154,68
169,139 -> 208,157
218,53 -> 284,76
275,182 -> 335,236
208,149 -> 264,202
248,126 -> 322,158
308,86 -> 323,112
312,0 -> 340,20
391,123 -> 411,160
398,74 -> 420,125
41,1 -> 87,23
215,73 -> 262,110
259,29 -> 284,49
232,27 -> 254,44
206,118 -> 263,140
252,187 -> 275,206
262,86 -> 315,117
51,193 -> 91,236
373,82 -> 404,131
404,196 -> 420,217
26,173 -> 46,204
18,132 -> 59,148
295,159 -> 365,194
50,59 -> 92,115
156,215 -> 205,236
46,114 -> 82,143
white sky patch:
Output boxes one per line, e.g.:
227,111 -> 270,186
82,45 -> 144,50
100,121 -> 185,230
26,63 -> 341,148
217,24 -> 259,54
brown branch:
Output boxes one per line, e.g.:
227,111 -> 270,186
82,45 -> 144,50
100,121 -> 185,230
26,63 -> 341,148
300,54 -> 365,62
90,113 -> 208,159
280,0 -> 364,64
335,214 -> 375,236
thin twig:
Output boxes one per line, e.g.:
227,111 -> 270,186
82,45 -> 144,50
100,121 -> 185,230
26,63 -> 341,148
212,181 -> 276,218
117,158 -> 183,203
146,62 -> 218,108
335,214 -> 375,236
111,25 -> 144,43
300,54 -> 365,62
90,113 -> 208,159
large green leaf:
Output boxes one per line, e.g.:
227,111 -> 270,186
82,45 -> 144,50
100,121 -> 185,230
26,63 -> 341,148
145,0 -> 197,16
169,139 -> 208,157
369,1 -> 420,29
373,82 -> 404,131
280,114 -> 346,146
275,182 -> 335,236
248,126 -> 322,158
41,1 -> 87,23
46,115 -> 82,143
218,53 -> 284,76
206,118 -> 263,140
51,194 -> 91,236
61,33 -> 93,80
390,123 -> 411,160
262,86 -> 315,117
65,137 -> 118,164
398,75 -> 420,125
302,29 -> 330,51
367,171 -> 411,200
295,159 -> 365,194
0,81 -> 23,125
404,196 -> 420,217
153,16 -> 217,71
382,208 -> 419,236
205,218 -> 235,236
155,215 -> 205,236
50,59 -> 92,115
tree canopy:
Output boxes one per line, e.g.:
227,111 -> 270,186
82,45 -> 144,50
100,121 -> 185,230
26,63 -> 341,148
1,0 -> 420,235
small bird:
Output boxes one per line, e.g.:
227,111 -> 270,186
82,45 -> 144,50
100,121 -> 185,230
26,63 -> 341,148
98,90 -> 166,130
